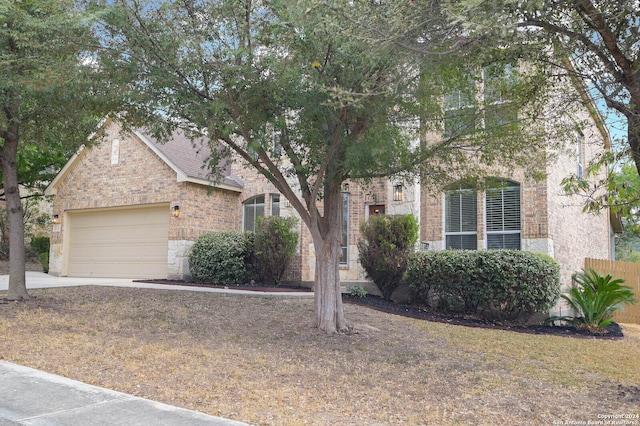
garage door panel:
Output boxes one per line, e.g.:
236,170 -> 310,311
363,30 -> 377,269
67,205 -> 169,279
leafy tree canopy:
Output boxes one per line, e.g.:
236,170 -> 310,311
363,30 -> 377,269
0,0 -> 121,299
408,0 -> 640,212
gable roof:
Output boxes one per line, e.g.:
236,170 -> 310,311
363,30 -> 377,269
45,122 -> 243,196
134,129 -> 243,190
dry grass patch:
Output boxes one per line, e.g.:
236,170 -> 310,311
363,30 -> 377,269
1,286 -> 639,425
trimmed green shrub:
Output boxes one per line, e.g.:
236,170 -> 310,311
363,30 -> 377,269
39,252 -> 49,273
406,250 -> 561,322
254,216 -> 299,285
547,268 -> 636,332
189,232 -> 254,285
358,214 -> 419,300
347,285 -> 368,298
31,236 -> 50,272
30,236 -> 50,256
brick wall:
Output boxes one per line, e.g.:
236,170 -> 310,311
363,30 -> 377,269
48,120 -> 241,278
233,161 -> 400,285
420,170 -> 550,249
418,103 -> 612,316
545,120 -> 611,293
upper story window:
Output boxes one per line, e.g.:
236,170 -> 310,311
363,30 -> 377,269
443,63 -> 518,138
575,130 -> 585,179
444,183 -> 477,250
111,139 -> 120,165
483,64 -> 518,130
485,180 -> 521,250
443,81 -> 477,139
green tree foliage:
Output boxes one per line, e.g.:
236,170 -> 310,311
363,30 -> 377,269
254,216 -> 299,286
0,0 -> 118,299
358,214 -> 418,301
30,236 -> 50,273
548,268 -> 637,332
425,1 -> 640,213
562,161 -> 640,261
95,0 -> 553,333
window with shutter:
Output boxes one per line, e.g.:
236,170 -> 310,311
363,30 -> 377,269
444,184 -> 477,250
485,180 -> 521,249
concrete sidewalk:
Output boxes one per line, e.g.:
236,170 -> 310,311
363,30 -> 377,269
0,271 -> 314,426
0,361 -> 248,426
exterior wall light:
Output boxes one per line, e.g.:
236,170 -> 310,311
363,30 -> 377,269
172,205 -> 180,218
393,184 -> 404,202
52,214 -> 61,224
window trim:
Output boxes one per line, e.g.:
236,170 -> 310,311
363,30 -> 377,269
444,183 -> 478,250
242,195 -> 265,233
484,180 -> 521,250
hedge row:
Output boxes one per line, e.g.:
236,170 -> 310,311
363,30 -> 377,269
405,250 -> 561,322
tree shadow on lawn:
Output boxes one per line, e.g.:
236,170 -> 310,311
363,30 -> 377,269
136,278 -> 624,339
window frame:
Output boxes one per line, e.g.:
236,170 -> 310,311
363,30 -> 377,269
444,183 -> 478,250
270,194 -> 280,217
576,130 -> 585,179
242,195 -> 265,233
443,63 -> 519,138
484,180 -> 521,250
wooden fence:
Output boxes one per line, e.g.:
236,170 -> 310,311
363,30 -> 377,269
584,258 -> 640,325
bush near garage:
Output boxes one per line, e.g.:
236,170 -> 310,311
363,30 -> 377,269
406,250 -> 561,323
30,236 -> 50,273
189,232 -> 255,285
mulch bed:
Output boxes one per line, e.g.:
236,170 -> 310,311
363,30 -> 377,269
133,279 -> 623,339
133,279 -> 312,293
343,294 -> 624,340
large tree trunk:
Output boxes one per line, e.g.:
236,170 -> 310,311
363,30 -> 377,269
0,130 -> 29,300
313,237 -> 347,334
309,189 -> 347,334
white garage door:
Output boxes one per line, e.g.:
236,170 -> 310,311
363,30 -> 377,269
67,204 -> 169,278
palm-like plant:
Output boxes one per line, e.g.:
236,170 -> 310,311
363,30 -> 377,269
549,268 -> 636,332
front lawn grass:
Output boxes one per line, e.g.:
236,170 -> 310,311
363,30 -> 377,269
1,286 -> 639,425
